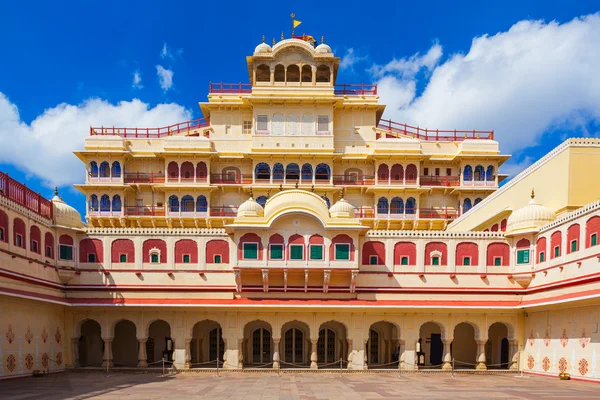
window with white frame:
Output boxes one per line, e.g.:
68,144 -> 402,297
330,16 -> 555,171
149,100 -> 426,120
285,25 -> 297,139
517,249 -> 530,264
256,115 -> 268,132
59,245 -> 73,261
539,251 -> 545,263
150,249 -> 160,264
88,253 -> 96,263
183,254 -> 190,263
401,256 -> 409,265
269,244 -> 283,260
309,244 -> 323,260
31,240 -> 38,253
15,234 -> 23,248
334,243 -> 350,260
317,115 -> 329,133
369,255 -> 378,265
243,120 -> 252,135
431,256 -> 440,266
289,244 -> 304,260
243,243 -> 259,259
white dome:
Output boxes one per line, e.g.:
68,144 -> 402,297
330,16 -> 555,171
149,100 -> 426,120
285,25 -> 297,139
52,193 -> 84,229
329,198 -> 355,218
315,43 -> 332,53
505,194 -> 556,236
237,197 -> 264,218
254,42 -> 272,55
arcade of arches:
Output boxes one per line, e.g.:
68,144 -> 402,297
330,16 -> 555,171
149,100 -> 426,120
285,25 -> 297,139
72,312 -> 519,371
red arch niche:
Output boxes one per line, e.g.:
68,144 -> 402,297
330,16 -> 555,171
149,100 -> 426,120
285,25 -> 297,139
206,239 -> 229,263
175,239 -> 198,263
487,242 -> 509,266
44,232 -> 54,259
425,242 -> 447,266
536,237 -> 547,262
455,242 -> 478,266
0,210 -> 8,243
394,242 -> 416,265
79,238 -> 104,263
59,234 -> 73,245
238,233 -> 263,260
111,239 -> 135,263
500,219 -> 507,232
377,164 -> 389,181
362,241 -> 385,265
516,238 -> 530,249
330,234 -> 355,261
287,234 -> 305,260
586,216 -> 600,248
13,217 -> 26,248
30,225 -> 41,254
567,224 -> 580,253
143,239 -> 167,263
550,231 -> 562,259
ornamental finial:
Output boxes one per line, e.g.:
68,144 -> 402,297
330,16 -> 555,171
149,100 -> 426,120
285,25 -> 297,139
262,35 -> 265,43
531,188 -> 535,199
281,32 -> 284,40
272,38 -> 276,46
321,35 -> 324,44
249,188 -> 253,199
54,186 -> 59,196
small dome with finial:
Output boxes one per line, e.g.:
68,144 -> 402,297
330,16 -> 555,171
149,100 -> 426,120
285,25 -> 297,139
329,198 -> 355,218
52,187 -> 84,229
254,35 -> 272,55
505,189 -> 556,236
237,197 -> 264,218
315,36 -> 332,53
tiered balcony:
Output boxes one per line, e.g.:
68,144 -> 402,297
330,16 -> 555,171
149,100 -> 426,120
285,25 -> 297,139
354,207 -> 459,220
463,178 -> 497,187
332,175 -> 375,186
376,119 -> 494,141
420,176 -> 461,187
210,174 -> 253,185
90,118 -> 210,138
376,178 -> 418,186
0,171 -> 53,220
208,82 -> 378,96
124,172 -> 166,184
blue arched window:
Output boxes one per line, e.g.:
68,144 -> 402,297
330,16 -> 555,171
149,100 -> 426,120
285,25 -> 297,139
100,194 -> 111,211
390,197 -> 404,214
463,198 -> 472,213
169,195 -> 179,212
112,195 -> 122,212
181,195 -> 194,212
255,163 -> 270,181
486,165 -> 494,181
90,194 -> 99,211
474,197 -> 483,206
301,164 -> 313,181
463,165 -> 473,181
256,196 -> 268,207
286,163 -> 300,181
99,161 -> 110,178
474,165 -> 485,181
377,197 -> 389,214
196,195 -> 207,212
111,161 -> 121,178
315,163 -> 330,181
273,163 -> 284,181
89,162 -> 98,177
405,197 -> 416,214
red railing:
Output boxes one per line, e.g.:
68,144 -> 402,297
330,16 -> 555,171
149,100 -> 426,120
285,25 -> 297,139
124,172 -> 166,184
124,206 -> 166,216
420,176 -> 461,187
354,207 -> 376,218
0,172 -> 53,220
333,175 -> 375,185
210,206 -> 238,217
419,207 -> 460,219
209,82 -> 252,93
377,119 -> 493,141
210,174 -> 253,185
90,118 -> 210,138
334,84 -> 377,96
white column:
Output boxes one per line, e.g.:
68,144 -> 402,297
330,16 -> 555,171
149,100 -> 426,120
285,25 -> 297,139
442,340 -> 452,370
137,338 -> 148,367
102,338 -> 113,367
310,340 -> 318,369
273,339 -> 280,369
476,340 -> 487,370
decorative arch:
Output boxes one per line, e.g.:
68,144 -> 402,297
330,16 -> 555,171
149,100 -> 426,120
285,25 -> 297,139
456,242 -> 478,266
285,163 -> 300,181
273,163 -> 284,181
274,64 -> 285,82
390,197 -> 404,214
112,319 -> 138,367
474,165 -> 485,181
362,241 -> 385,265
175,239 -> 198,263
287,64 -> 300,82
377,197 -> 389,214
463,165 -> 473,181
143,239 -> 167,263
425,242 -> 447,266
405,164 -> 418,182
550,230 -> 562,259
99,161 -> 110,177
255,163 -> 271,181
238,233 -> 263,260
89,161 -> 98,177
111,161 -> 121,178
474,197 -> 483,206
79,238 -> 103,263
196,195 -> 207,212
256,196 -> 268,207
287,234 -> 305,260
181,195 -> 194,212
30,225 -> 41,254
377,164 -> 389,181
463,198 -> 472,213
486,165 -> 494,181
89,194 -> 99,212
301,65 -> 312,83
112,195 -> 122,212
486,242 -> 510,266
390,164 -> 404,182
167,161 -> 179,179
405,197 -> 416,214
196,162 -> 207,180
44,232 -> 54,258
451,320 -> 482,341
255,64 -> 270,82
330,234 -> 354,261
394,242 -> 416,265
315,163 -> 330,181
111,239 -> 135,263
13,217 -> 26,248
100,194 -> 110,212
316,65 -> 330,82
567,223 -> 580,253
168,195 -> 179,212
586,216 -> 600,248
301,163 -> 313,181
536,237 -> 547,262
206,239 -> 229,264
0,209 -> 8,243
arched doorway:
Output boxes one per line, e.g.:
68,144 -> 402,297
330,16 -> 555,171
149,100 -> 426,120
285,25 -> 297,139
244,320 -> 272,366
112,320 -> 138,367
317,321 -> 347,367
191,320 -> 224,367
486,322 -> 510,369
147,320 -> 172,364
419,322 -> 444,368
452,322 -> 477,369
78,319 -> 103,367
367,321 -> 399,368
281,321 -> 309,367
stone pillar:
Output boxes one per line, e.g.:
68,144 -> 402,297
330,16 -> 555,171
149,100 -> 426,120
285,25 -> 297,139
71,338 -> 79,367
346,339 -> 353,369
442,340 -> 452,370
310,340 -> 318,370
509,340 -> 519,371
476,340 -> 487,370
102,338 -> 113,368
272,339 -> 280,369
137,338 -> 148,367
398,340 -> 405,370
185,338 -> 192,368
238,339 -> 244,369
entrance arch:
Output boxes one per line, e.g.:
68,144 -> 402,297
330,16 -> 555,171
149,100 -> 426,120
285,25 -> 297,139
191,320 -> 224,367
317,321 -> 347,367
244,320 -> 272,366
367,321 -> 399,368
78,319 -> 103,367
281,320 -> 310,367
147,320 -> 172,364
486,322 -> 510,369
418,321 -> 444,367
452,322 -> 477,369
112,320 -> 138,367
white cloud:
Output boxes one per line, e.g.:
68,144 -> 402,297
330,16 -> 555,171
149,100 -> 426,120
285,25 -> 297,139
500,156 -> 534,179
156,65 -> 173,91
132,70 -> 143,89
0,93 -> 191,187
374,14 -> 600,160
340,48 -> 366,71
160,42 -> 183,60
160,43 -> 168,59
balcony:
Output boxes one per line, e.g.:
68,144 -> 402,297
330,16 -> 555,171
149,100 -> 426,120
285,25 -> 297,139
209,82 -> 252,93
210,206 -> 238,217
124,206 -> 166,216
420,176 -> 460,187
165,176 -> 208,184
167,209 -> 208,218
87,176 -> 122,184
356,207 -> 459,220
463,179 -> 497,187
334,84 -> 377,96
124,172 -> 166,184
377,178 -> 418,186
210,174 -> 253,185
88,210 -> 124,217
419,207 -> 460,219
252,133 -> 334,152
377,119 -> 494,141
90,118 -> 210,138
0,171 -> 53,220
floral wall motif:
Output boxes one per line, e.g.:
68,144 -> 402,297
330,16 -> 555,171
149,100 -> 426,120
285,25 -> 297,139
527,354 -> 535,370
25,326 -> 33,344
25,354 -> 34,370
6,355 -> 16,372
579,328 -> 590,348
5,324 -> 14,344
542,356 -> 550,372
578,359 -> 589,376
558,357 -> 568,373
55,327 -> 61,344
560,329 -> 568,348
41,353 -> 49,369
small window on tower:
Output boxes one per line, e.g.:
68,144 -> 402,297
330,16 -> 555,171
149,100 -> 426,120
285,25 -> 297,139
88,254 -> 96,263
32,240 -> 38,253
431,256 -> 440,266
369,255 -> 378,265
257,115 -> 268,132
446,168 -> 452,176
183,254 -> 190,263
517,250 -> 530,264
401,256 -> 409,265
120,254 -> 127,263
243,120 -> 252,135
16,234 -> 23,248
151,253 -> 159,263
539,251 -> 545,263
570,240 -> 578,253
554,246 -> 560,258
592,233 -> 598,247
463,257 -> 471,266
494,257 -> 502,266
214,254 -> 222,264
46,246 -> 52,258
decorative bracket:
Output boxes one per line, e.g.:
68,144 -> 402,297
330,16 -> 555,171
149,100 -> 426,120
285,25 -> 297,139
261,269 -> 269,293
234,270 -> 242,293
304,269 -> 309,293
323,270 -> 331,293
283,269 -> 288,292
350,270 -> 359,293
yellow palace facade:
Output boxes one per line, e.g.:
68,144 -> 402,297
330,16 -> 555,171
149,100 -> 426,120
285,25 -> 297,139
1,36 -> 600,380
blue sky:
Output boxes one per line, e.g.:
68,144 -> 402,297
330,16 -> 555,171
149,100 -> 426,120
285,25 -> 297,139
1,0 -> 599,217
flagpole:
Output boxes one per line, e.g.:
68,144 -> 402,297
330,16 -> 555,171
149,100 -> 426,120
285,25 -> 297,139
291,12 -> 295,38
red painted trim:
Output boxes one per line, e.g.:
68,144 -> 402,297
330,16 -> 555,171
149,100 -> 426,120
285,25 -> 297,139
0,268 -> 63,289
525,371 -> 600,384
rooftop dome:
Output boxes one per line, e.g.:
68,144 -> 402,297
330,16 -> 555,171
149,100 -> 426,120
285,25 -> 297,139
254,37 -> 272,55
237,197 -> 264,218
52,189 -> 84,229
505,191 -> 556,236
315,43 -> 332,53
329,198 -> 355,218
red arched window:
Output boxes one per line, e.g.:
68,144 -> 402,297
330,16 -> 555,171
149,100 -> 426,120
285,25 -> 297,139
500,219 -> 507,232
196,162 -> 208,182
111,239 -> 135,263
362,241 -> 385,265
586,216 -> 600,248
143,239 -> 167,263
0,210 -> 8,243
13,218 -> 26,248
44,232 -> 54,259
175,239 -> 198,263
394,242 -> 416,266
567,224 -> 580,254
79,238 -> 103,263
455,242 -> 478,266
287,234 -> 305,261
308,234 -> 325,261
30,225 -> 41,254
536,237 -> 547,263
239,233 -> 263,260
550,231 -> 562,259
58,235 -> 74,261
330,234 -> 354,261
206,240 -> 229,264
425,242 -> 447,266
377,164 -> 389,181
487,242 -> 509,266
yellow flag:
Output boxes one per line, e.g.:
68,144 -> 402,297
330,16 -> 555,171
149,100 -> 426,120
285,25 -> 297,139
293,20 -> 302,28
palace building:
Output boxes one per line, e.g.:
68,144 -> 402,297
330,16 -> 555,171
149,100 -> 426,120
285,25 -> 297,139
1,35 -> 600,380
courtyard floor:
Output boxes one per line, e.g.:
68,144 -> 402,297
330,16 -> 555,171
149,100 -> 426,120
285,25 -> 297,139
1,371 -> 598,399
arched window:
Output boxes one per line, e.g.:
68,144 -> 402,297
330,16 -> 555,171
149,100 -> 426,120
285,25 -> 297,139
256,196 -> 268,207
196,162 -> 207,180
89,161 -> 98,177
390,197 -> 404,214
287,114 -> 299,135
301,114 -> 315,135
315,164 -> 330,181
287,65 -> 300,82
196,195 -> 207,212
99,161 -> 110,177
181,162 -> 194,181
255,163 -> 270,181
272,113 -> 285,135
390,164 -> 404,182
301,164 -> 313,181
474,165 -> 485,181
256,64 -> 270,82
301,65 -> 312,83
377,197 -> 389,214
181,195 -> 194,212
286,163 -> 300,181
463,198 -> 472,213
274,64 -> 285,82
486,166 -> 495,181
100,194 -> 110,211
378,164 -> 389,181
90,194 -> 99,211
405,164 -> 418,183
169,195 -> 179,212
316,65 -> 330,82
111,161 -> 121,178
405,197 -> 416,214
273,163 -> 284,182
474,198 -> 482,206
112,195 -> 122,212
167,161 -> 179,179
463,165 -> 473,181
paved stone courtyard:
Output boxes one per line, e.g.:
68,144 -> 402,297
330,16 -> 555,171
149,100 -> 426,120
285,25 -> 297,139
1,371 -> 598,399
